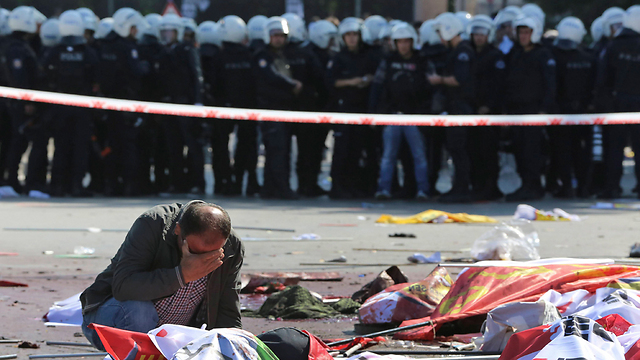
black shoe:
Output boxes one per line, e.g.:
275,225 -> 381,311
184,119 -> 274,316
597,188 -> 622,200
553,186 -> 575,199
279,190 -> 300,200
329,188 -> 353,200
71,186 -> 94,198
300,185 -> 328,197
506,185 -> 545,202
472,186 -> 503,202
438,188 -> 472,203
246,183 -> 261,196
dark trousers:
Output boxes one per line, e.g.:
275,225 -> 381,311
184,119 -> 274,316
210,119 -> 234,194
104,112 -> 139,194
603,124 -> 640,192
507,103 -> 545,188
547,125 -> 592,191
5,101 -> 49,192
162,116 -> 205,192
445,101 -> 474,191
0,101 -> 11,183
260,121 -> 292,196
421,127 -> 444,194
294,123 -> 329,192
51,106 -> 92,192
234,121 -> 259,190
468,126 -> 500,192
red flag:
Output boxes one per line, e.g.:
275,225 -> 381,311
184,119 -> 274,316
396,264 -> 640,341
596,314 -> 633,336
301,331 -> 334,360
90,324 -> 165,360
498,324 -> 554,360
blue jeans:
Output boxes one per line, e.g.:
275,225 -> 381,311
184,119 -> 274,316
82,297 -> 159,351
377,125 -> 429,194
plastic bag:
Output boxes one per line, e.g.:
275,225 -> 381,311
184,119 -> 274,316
470,220 -> 540,261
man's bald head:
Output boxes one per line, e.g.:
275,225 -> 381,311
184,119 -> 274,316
179,203 -> 231,240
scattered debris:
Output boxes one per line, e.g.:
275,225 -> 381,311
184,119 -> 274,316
470,221 -> 540,261
0,281 -> 28,287
234,226 -> 295,232
407,252 -> 442,264
256,285 -> 358,319
292,233 -> 321,240
18,341 -> 40,349
0,355 -> 18,360
352,266 -> 409,304
0,252 -> 18,256
388,233 -> 416,238
354,248 -> 465,253
28,353 -> 107,359
326,256 -> 347,263
631,243 -> 640,258
514,204 -> 581,221
45,341 -> 94,347
319,224 -> 358,227
376,210 -> 498,224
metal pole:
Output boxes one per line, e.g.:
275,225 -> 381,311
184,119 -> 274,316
356,350 -> 501,356
326,320 -> 433,346
355,0 -> 362,18
45,342 -> 94,347
0,355 -> 18,360
29,353 -> 108,359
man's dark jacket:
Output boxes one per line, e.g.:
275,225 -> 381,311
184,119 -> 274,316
80,201 -> 244,329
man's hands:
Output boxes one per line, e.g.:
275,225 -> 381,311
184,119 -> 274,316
180,240 -> 224,283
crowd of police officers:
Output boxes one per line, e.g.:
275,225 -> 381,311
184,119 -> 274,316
0,4 -> 639,202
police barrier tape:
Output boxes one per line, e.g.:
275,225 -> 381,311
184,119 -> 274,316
0,85 -> 638,126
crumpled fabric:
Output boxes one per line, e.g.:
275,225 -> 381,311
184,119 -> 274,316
376,209 -> 498,224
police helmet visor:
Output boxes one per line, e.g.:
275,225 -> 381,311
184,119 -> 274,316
269,28 -> 285,37
470,25 -> 490,35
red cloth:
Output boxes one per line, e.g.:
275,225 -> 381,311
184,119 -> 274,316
328,337 -> 386,351
0,280 -> 27,287
301,330 -> 334,360
596,314 -> 633,336
396,264 -> 640,341
498,324 -> 555,360
90,323 -> 163,360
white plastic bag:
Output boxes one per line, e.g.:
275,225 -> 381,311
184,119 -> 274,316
470,220 -> 540,261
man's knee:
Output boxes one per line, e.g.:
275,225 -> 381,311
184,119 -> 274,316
118,300 -> 158,332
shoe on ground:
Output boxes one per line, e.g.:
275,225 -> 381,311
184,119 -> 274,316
0,185 -> 20,198
596,188 -> 622,200
506,185 -> 545,202
438,188 -> 472,203
416,190 -> 428,201
553,186 -> 575,199
375,190 -> 391,200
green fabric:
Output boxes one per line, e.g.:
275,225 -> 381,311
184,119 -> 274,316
254,337 -> 281,360
257,285 -> 341,319
331,298 -> 361,314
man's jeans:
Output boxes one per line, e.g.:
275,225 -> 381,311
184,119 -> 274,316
82,297 -> 159,351
377,125 -> 429,194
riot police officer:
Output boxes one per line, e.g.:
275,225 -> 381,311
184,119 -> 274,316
98,8 -> 147,196
253,17 -> 302,199
597,6 -> 640,199
247,15 -> 267,52
44,10 -> 99,197
504,16 -> 556,201
158,14 -> 205,194
427,13 -> 476,203
467,15 -> 505,201
2,6 -> 46,195
550,17 -> 596,199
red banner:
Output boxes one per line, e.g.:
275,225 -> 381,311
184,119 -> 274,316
90,323 -> 165,360
395,264 -> 640,340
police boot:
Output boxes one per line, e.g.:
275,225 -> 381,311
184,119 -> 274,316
438,180 -> 472,203
553,186 -> 575,199
245,174 -> 261,197
506,183 -> 545,202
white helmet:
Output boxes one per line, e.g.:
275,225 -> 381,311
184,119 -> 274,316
182,17 -> 197,33
160,13 -> 184,42
9,6 -> 38,34
623,5 -> 640,34
40,19 -> 61,47
308,19 -> 338,49
59,10 -> 85,38
77,8 -> 98,32
468,14 -> 495,43
247,15 -> 268,42
113,7 -> 143,38
218,15 -> 247,44
0,9 -> 11,36
455,11 -> 472,40
494,6 -> 523,29
391,22 -> 418,47
32,8 -> 46,25
196,20 -> 220,46
95,17 -> 114,39
590,16 -> 604,43
514,16 -> 543,44
556,16 -> 586,44
263,16 -> 289,44
378,23 -> 392,41
281,13 -> 306,43
602,7 -> 625,38
521,3 -> 546,28
435,12 -> 464,42
363,15 -> 387,44
142,13 -> 162,38
339,17 -> 373,44
419,20 -> 440,47
389,19 -> 403,27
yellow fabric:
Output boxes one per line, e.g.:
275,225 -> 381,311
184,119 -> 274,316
376,209 -> 499,224
534,212 -> 572,221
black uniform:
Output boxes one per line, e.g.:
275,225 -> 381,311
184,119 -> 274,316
504,43 -> 557,201
549,40 -> 596,198
0,35 -> 10,185
439,40 -> 476,203
287,42 -> 327,197
158,40 -> 204,194
252,44 -> 299,199
597,28 -> 640,198
1,32 -> 45,194
98,31 -> 147,196
326,45 -> 379,199
209,41 -> 258,196
43,36 -> 99,196
468,44 -> 506,200
137,34 -> 167,194
419,43 -> 449,195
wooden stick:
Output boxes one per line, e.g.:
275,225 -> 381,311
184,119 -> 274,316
29,353 -> 108,359
0,340 -> 20,344
353,248 -> 465,253
45,341 -> 93,347
300,262 -> 417,267
244,238 -> 353,242
326,320 -> 433,346
0,355 -> 18,360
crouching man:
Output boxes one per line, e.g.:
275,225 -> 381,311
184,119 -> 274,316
80,201 -> 244,350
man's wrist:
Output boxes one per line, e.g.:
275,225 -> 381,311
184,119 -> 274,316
175,265 -> 186,287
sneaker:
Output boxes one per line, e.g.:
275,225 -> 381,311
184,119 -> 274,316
506,185 -> 545,202
0,186 -> 20,198
438,188 -> 472,203
28,190 -> 50,199
375,190 -> 391,200
416,190 -> 428,201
